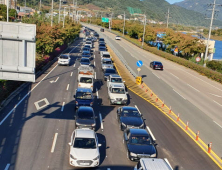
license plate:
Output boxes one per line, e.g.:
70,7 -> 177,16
80,163 -> 90,165
117,102 -> 121,104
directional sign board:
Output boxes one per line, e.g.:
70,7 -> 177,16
0,22 -> 36,82
136,60 -> 143,67
102,17 -> 109,23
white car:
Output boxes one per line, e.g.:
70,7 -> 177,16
69,129 -> 101,167
115,36 -> 121,40
58,54 -> 70,66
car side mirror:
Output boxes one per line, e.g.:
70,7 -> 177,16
98,144 -> 102,147
123,81 -> 125,83
68,142 -> 71,146
126,92 -> 128,94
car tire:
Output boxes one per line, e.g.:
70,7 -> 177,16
119,123 -> 122,131
109,100 -> 112,105
127,151 -> 130,161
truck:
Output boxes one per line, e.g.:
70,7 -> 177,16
78,65 -> 94,91
108,83 -> 128,105
74,87 -> 94,109
134,158 -> 173,170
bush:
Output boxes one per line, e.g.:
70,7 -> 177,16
207,60 -> 222,71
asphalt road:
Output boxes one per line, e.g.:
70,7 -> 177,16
84,24 -> 222,158
0,30 -> 219,170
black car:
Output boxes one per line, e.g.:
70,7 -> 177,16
99,47 -> 107,54
80,57 -> 90,66
104,68 -> 116,81
117,106 -> 145,130
99,38 -> 105,42
150,61 -> 163,70
75,106 -> 97,130
123,129 -> 157,161
100,28 -> 104,32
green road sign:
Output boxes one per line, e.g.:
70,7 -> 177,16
102,17 -> 109,23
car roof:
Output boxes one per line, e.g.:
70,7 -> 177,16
140,158 -> 172,170
129,129 -> 148,135
78,106 -> 93,112
110,74 -> 121,78
76,87 -> 92,92
82,51 -> 90,53
153,61 -> 162,64
102,52 -> 110,55
122,106 -> 138,111
81,57 -> 90,60
110,83 -> 125,88
75,129 -> 95,138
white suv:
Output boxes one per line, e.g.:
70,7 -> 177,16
69,129 -> 101,167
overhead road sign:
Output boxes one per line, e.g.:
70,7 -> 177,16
136,60 -> 143,67
102,17 -> 109,23
0,22 -> 36,82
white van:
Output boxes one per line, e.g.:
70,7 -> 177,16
134,158 -> 173,170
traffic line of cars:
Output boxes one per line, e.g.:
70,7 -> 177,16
67,27 -> 172,169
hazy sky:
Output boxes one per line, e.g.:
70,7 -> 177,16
165,0 -> 184,4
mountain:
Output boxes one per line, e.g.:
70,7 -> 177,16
174,0 -> 222,22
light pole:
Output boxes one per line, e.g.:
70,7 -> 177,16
7,0 -> 9,22
121,12 -> 125,36
142,14 -> 146,47
63,7 -> 67,28
58,0 -> 62,23
51,0 -> 53,26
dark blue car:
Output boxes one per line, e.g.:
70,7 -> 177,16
74,88 -> 94,109
80,57 -> 90,66
150,61 -> 163,70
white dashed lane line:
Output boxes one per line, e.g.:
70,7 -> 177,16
173,89 -> 186,100
95,72 -> 97,79
170,73 -> 179,79
186,84 -> 200,92
61,102 -> 65,112
96,88 -> 99,98
73,63 -> 76,67
94,61 -> 96,67
214,121 -> 222,129
51,133 -> 58,153
99,113 -> 103,130
66,84 -> 69,91
70,72 -> 73,76
213,100 -> 222,107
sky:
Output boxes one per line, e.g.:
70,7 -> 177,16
165,0 -> 184,4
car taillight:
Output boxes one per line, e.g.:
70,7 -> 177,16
78,84 -> 81,86
155,65 -> 158,67
90,102 -> 93,106
76,101 -> 78,105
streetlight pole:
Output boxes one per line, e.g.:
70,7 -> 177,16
39,0 -> 41,11
142,14 -> 146,47
63,7 -> 66,28
7,0 -> 9,22
58,0 -> 62,23
123,11 -> 125,36
51,0 -> 53,26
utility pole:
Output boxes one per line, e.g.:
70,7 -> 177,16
7,0 -> 9,22
25,0 -> 26,7
63,7 -> 66,28
58,0 -> 62,23
142,14 -> 146,47
166,8 -> 171,28
203,0 -> 220,67
39,0 -> 41,11
123,11 -> 125,36
51,0 -> 53,26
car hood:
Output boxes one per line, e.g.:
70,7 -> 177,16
104,73 -> 115,77
120,116 -> 143,126
71,147 -> 99,159
59,59 -> 69,62
80,62 -> 90,65
76,119 -> 95,125
110,93 -> 127,99
127,144 -> 156,155
102,64 -> 113,68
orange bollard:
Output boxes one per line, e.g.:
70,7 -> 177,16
145,89 -> 148,92
169,106 -> 171,114
142,85 -> 144,88
208,142 -> 212,153
185,121 -> 189,130
155,97 -> 158,102
162,100 -> 164,107
150,93 -> 153,97
177,113 -> 180,122
196,131 -> 199,141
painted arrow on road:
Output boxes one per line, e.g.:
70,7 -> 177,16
50,77 -> 59,83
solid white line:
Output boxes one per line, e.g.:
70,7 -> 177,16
99,113 -> 103,130
209,93 -> 222,98
51,133 -> 58,153
54,77 -> 59,82
187,84 -> 200,92
94,61 -> 96,67
73,64 -> 76,67
96,88 -> 99,98
152,72 -> 160,79
213,100 -> 222,107
95,72 -> 97,79
69,44 -> 80,54
61,102 -> 65,112
70,72 -> 73,76
0,64 -> 59,125
170,73 -> 179,79
173,89 -> 186,100
66,84 -> 69,91
146,126 -> 156,141
94,54 -> 95,58
213,121 -> 222,129
4,164 -> 10,170
134,105 -> 142,115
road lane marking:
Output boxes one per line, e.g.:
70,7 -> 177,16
213,100 -> 222,107
95,72 -> 97,79
214,121 -> 222,129
70,72 -> 73,76
51,133 -> 58,153
55,77 -> 59,82
152,72 -> 160,79
134,105 -> 142,115
49,77 -> 59,83
209,93 -> 222,98
73,63 -> 76,67
170,73 -> 179,79
61,102 -> 65,111
4,164 -> 10,170
34,98 -> 50,110
94,54 -> 95,58
99,113 -> 103,130
173,89 -> 186,100
96,88 -> 99,98
66,84 -> 69,91
146,126 -> 156,141
186,84 -> 200,92
94,61 -> 96,67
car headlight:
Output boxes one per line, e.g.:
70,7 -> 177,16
75,101 -> 78,105
130,152 -> 137,157
93,155 -> 100,160
124,97 -> 127,100
150,153 -> 156,158
92,123 -> 96,126
76,122 -> 81,126
70,154 -> 77,160
121,122 -> 127,127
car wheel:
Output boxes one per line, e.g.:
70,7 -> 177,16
127,151 -> 130,161
119,123 -> 122,130
109,100 -> 112,105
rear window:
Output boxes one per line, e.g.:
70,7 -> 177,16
155,62 -> 162,65
59,55 -> 69,59
76,92 -> 92,99
103,55 -> 110,58
81,58 -> 90,62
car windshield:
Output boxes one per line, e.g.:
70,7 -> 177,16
74,138 -> 96,149
111,88 -> 125,94
85,45 -> 90,48
81,59 -> 90,62
82,52 -> 90,56
111,78 -> 122,83
83,48 -> 90,51
60,55 -> 69,59
130,135 -> 151,145
76,92 -> 92,99
99,39 -> 104,41
80,77 -> 92,83
103,55 -> 110,58
77,109 -> 94,119
105,69 -> 116,74
99,44 -> 105,47
99,48 -> 106,51
103,60 -> 112,64
121,110 -> 140,117
155,62 -> 162,65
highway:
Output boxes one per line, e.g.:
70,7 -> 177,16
0,30 -> 220,170
84,24 -> 222,158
